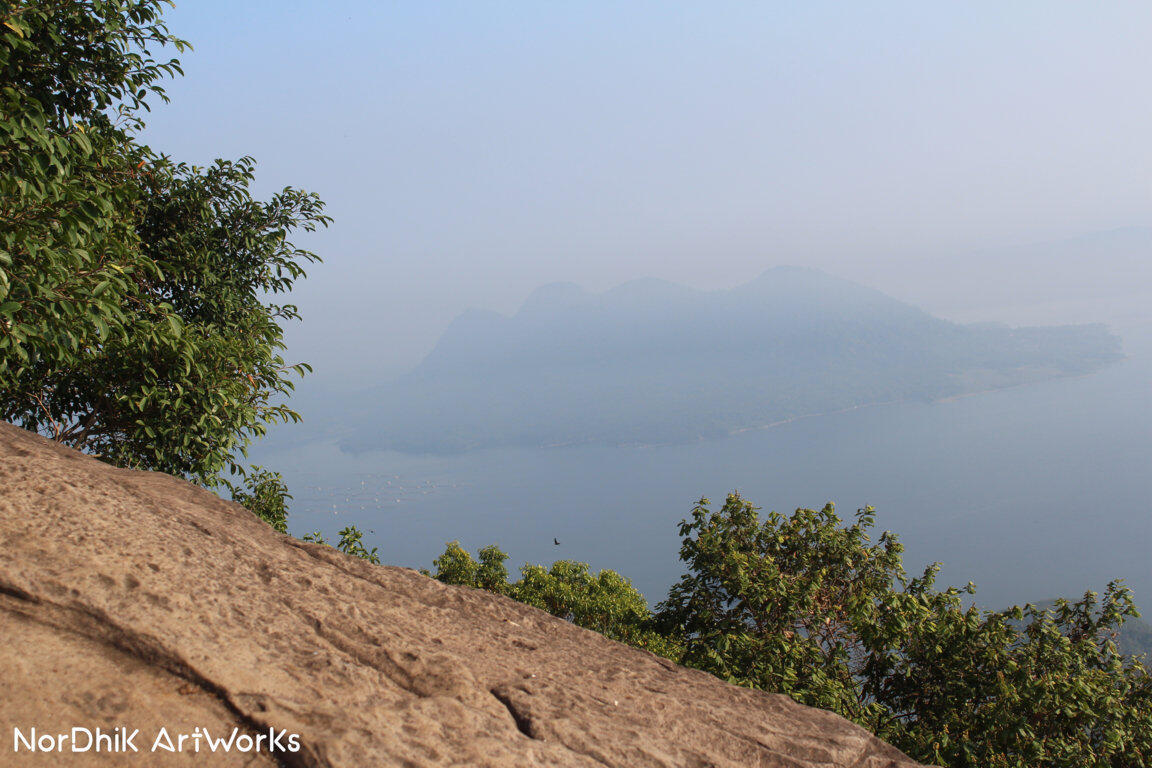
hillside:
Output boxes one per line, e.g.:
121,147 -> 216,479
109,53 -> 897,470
345,267 -> 1121,453
0,421 -> 926,766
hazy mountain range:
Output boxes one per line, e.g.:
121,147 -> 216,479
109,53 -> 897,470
343,267 -> 1122,454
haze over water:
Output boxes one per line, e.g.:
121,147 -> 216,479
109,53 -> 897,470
137,3 -> 1152,613
254,317 -> 1152,611
144,2 -> 1152,388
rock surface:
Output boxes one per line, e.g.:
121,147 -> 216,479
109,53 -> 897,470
0,422 -> 929,767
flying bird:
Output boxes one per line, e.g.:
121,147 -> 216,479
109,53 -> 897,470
553,538 -> 560,546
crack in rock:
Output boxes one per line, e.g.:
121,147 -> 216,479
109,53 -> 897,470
491,685 -> 540,740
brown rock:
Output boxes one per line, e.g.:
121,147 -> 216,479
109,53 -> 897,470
0,422 -> 930,767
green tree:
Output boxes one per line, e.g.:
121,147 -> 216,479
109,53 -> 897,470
866,582 -> 1152,767
428,542 -> 678,656
656,495 -> 908,716
475,544 -> 512,594
430,540 -> 481,587
1,0 -> 179,398
1,1 -> 326,499
656,493 -> 1152,768
514,559 -> 677,653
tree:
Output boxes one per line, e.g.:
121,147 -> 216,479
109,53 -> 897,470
880,584 -> 1152,767
514,560 -> 655,647
1,1 -> 327,492
428,542 -> 678,655
1,1 -> 177,401
655,493 -> 1152,768
656,495 -> 910,716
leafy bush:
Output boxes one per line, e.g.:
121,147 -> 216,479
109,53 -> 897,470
428,542 -> 678,655
303,526 -> 381,565
229,466 -> 290,533
655,494 -> 1152,768
432,541 -> 510,594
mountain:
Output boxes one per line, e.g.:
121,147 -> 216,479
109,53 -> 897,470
345,267 -> 1122,454
0,421 -> 928,768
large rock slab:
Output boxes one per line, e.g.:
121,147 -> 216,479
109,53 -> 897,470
0,422 -> 929,767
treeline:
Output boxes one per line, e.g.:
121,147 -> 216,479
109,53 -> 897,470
424,496 -> 1152,768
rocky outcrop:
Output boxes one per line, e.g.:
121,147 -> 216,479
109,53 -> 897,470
0,422 -> 928,767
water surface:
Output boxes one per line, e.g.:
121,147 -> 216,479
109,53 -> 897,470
254,324 -> 1152,610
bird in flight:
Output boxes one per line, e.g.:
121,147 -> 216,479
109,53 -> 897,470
553,538 -> 561,546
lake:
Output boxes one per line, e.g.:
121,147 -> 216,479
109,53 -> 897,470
252,322 -> 1152,612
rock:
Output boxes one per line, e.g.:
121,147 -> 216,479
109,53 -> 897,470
0,422 -> 930,767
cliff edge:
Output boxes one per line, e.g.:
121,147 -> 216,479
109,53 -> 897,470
0,421 -> 928,767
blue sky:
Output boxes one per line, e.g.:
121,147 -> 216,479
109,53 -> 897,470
139,1 -> 1151,383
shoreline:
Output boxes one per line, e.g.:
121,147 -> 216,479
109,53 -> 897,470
339,363 -> 1125,457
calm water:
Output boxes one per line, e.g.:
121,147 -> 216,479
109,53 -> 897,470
254,323 -> 1152,611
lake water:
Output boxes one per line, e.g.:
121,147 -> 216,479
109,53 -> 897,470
253,323 -> 1152,612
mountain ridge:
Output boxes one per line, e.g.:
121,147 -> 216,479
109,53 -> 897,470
346,268 -> 1122,454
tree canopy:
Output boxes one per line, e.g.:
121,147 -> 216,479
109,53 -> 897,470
1,0 -> 327,487
656,494 -> 1152,767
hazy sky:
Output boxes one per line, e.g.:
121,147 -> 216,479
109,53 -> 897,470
139,1 -> 1152,385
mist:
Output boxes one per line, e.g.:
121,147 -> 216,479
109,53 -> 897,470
126,1 -> 1152,615
138,1 -> 1151,391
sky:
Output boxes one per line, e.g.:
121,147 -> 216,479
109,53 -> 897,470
139,1 -> 1152,387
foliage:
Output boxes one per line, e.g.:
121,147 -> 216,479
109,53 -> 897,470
431,541 -> 510,594
430,512 -> 1152,767
429,540 -> 479,586
76,155 -> 326,482
1027,598 -> 1152,661
655,493 -> 1152,768
514,560 -> 656,647
428,542 -> 678,656
303,526 -> 380,565
1,0 -> 179,397
229,465 -> 289,533
0,0 -> 327,489
881,585 -> 1152,767
656,496 -> 909,715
